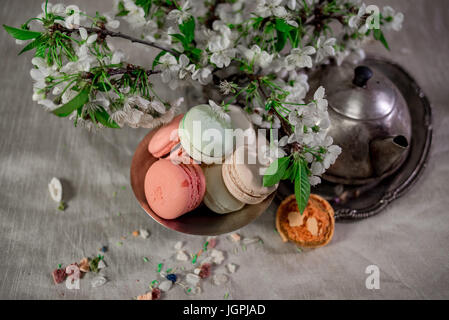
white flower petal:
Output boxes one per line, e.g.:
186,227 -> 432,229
48,177 -> 63,202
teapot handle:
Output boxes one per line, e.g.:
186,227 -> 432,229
353,66 -> 373,87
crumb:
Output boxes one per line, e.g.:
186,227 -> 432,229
230,233 -> 241,242
140,229 -> 150,239
79,258 -> 90,273
52,268 -> 66,284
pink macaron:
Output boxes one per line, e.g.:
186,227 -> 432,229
148,114 -> 184,158
144,159 -> 206,219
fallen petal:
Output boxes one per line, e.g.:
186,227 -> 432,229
48,177 -> 63,203
91,275 -> 107,288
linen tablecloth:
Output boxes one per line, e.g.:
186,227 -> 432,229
1,0 -> 448,299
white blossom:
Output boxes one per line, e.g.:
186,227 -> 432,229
143,20 -> 158,42
110,109 -> 127,127
157,53 -> 179,83
309,175 -> 321,186
103,13 -> 120,29
263,135 -> 288,160
315,37 -> 336,63
323,144 -> 342,169
348,3 -> 366,30
250,112 -> 263,126
65,5 -> 82,29
167,1 -> 192,24
286,46 -> 316,69
217,1 -> 244,24
110,50 -> 126,65
382,6 -> 404,31
177,54 -> 192,79
239,45 -> 273,69
283,12 -> 299,28
219,80 -> 234,95
209,37 -> 236,68
287,0 -> 297,10
38,99 -> 59,111
209,100 -> 231,123
255,0 -> 287,18
122,0 -> 146,29
149,100 -> 167,114
192,67 -> 212,85
37,2 -> 66,20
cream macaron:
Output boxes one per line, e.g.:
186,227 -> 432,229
222,142 -> 278,205
203,164 -> 245,214
202,105 -> 255,214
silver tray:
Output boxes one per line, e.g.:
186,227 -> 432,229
276,57 -> 433,220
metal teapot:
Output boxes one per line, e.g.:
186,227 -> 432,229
309,62 -> 412,185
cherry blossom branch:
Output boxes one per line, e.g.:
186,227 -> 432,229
81,65 -> 161,79
51,24 -> 177,55
256,79 -> 302,153
204,0 -> 227,28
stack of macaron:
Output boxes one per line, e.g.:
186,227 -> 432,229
144,104 -> 278,220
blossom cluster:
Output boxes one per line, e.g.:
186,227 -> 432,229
6,0 -> 403,189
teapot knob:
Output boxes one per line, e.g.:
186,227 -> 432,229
353,66 -> 373,88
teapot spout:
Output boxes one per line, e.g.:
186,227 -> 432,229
370,135 -> 409,176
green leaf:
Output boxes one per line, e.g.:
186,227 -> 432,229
287,28 -> 299,48
263,157 -> 291,187
251,17 -> 264,29
3,24 -> 42,40
116,1 -> 129,16
152,50 -> 168,69
170,33 -> 189,48
116,10 -> 129,17
135,0 -> 152,17
275,19 -> 294,33
294,159 -> 311,214
18,36 -> 43,55
264,22 -> 275,34
52,87 -> 90,117
275,30 -> 287,52
95,107 -> 120,128
179,17 -> 195,43
93,80 -> 111,92
35,42 -> 47,58
88,109 -> 97,125
282,161 -> 296,181
189,47 -> 202,61
373,29 -> 389,50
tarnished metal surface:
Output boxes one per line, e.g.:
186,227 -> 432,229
277,57 -> 433,220
309,60 -> 413,184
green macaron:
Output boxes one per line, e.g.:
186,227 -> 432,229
179,104 -> 234,164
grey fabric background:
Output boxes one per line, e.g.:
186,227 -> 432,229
0,0 -> 448,300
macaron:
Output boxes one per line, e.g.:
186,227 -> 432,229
275,194 -> 334,248
227,105 -> 256,148
202,164 -> 245,214
144,159 -> 206,219
178,104 -> 233,164
222,143 -> 278,205
148,114 -> 184,158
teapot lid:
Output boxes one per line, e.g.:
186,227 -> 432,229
321,63 -> 398,120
